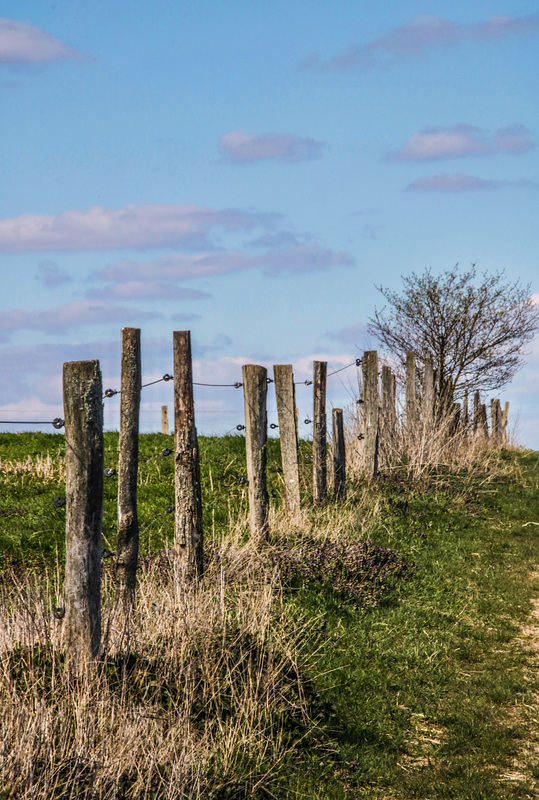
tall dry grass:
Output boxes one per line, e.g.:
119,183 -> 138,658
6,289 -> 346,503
0,533 -> 321,799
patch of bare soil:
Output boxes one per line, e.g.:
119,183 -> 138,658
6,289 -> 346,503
501,571 -> 539,797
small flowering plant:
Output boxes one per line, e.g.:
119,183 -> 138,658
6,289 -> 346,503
272,537 -> 414,608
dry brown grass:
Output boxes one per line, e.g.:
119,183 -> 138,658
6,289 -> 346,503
0,535 -> 321,799
0,453 -> 65,483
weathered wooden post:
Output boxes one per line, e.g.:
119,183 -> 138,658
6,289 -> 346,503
161,405 -> 168,435
480,403 -> 489,439
462,390 -> 469,438
491,399 -> 503,445
312,361 -> 327,504
406,350 -> 419,433
422,355 -> 435,428
502,401 -> 510,443
116,328 -> 141,607
242,364 -> 269,541
63,360 -> 104,662
273,364 -> 301,514
332,408 -> 346,501
473,390 -> 481,437
362,350 -> 379,480
173,331 -> 203,579
380,365 -> 396,469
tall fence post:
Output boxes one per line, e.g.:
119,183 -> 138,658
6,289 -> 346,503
173,331 -> 203,580
502,401 -> 510,443
161,405 -> 168,435
480,403 -> 489,439
422,355 -> 435,426
116,328 -> 141,607
63,359 -> 104,663
380,365 -> 396,469
491,399 -> 503,445
406,350 -> 419,432
273,364 -> 301,514
242,364 -> 269,541
332,408 -> 346,500
362,350 -> 379,480
473,390 -> 481,437
313,361 -> 328,504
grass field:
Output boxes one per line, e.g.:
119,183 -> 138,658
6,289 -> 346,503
1,432 -> 539,798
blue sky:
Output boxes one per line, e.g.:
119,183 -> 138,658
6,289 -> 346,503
1,1 -> 538,445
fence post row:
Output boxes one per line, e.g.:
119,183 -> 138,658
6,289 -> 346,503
362,350 -> 380,480
312,361 -> 328,504
116,328 -> 142,608
273,364 -> 301,514
173,331 -> 204,580
242,364 -> 269,541
63,359 -> 104,664
332,408 -> 346,501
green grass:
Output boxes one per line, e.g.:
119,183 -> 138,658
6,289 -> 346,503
2,434 -> 539,797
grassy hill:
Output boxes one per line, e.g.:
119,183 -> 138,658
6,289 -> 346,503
1,432 -> 539,798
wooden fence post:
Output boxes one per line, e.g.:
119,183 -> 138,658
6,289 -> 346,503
313,361 -> 327,504
242,364 -> 269,541
332,408 -> 346,500
473,390 -> 481,437
422,355 -> 435,427
462,390 -> 469,438
116,328 -> 141,607
273,364 -> 301,514
162,405 -> 168,435
491,399 -> 503,445
406,351 -> 419,432
362,350 -> 379,480
480,403 -> 489,439
380,365 -> 396,469
63,359 -> 104,662
173,331 -> 203,579
502,401 -> 510,443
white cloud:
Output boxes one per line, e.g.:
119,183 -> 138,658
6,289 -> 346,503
0,17 -> 82,64
87,281 -> 210,301
406,173 -> 538,192
389,124 -> 534,161
219,130 -> 325,163
0,203 -> 275,253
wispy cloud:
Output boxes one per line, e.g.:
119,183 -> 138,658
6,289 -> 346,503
87,281 -> 210,301
94,243 -> 353,285
406,173 -> 539,192
0,299 -> 160,341
37,259 -> 72,287
0,203 -> 276,253
219,130 -> 325,163
0,17 -> 83,64
302,13 -> 539,70
389,124 -> 534,161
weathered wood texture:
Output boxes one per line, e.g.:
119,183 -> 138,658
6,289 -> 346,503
173,331 -> 203,579
116,328 -> 141,606
380,365 -> 396,469
491,399 -> 503,445
332,408 -> 346,501
63,359 -> 104,662
473,390 -> 481,436
362,350 -> 379,480
242,364 -> 269,541
273,364 -> 301,514
406,351 -> 419,430
502,401 -> 510,443
312,361 -> 328,504
480,403 -> 489,438
161,405 -> 168,435
422,355 -> 435,426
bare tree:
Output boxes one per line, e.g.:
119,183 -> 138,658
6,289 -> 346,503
368,265 -> 538,408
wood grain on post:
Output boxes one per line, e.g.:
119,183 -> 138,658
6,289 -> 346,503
362,350 -> 379,480
502,401 -> 510,443
422,355 -> 435,427
492,399 -> 503,445
116,328 -> 141,608
243,365 -> 269,541
161,405 -> 168,435
380,365 -> 396,470
481,403 -> 489,439
312,361 -> 327,504
406,351 -> 418,431
462,390 -> 469,437
63,359 -> 104,662
273,364 -> 301,514
473,391 -> 481,436
173,331 -> 203,579
332,408 -> 346,501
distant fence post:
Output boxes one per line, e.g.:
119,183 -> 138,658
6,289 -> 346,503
502,401 -> 510,443
362,350 -> 379,479
380,365 -> 396,469
462,390 -> 469,439
173,331 -> 203,580
162,405 -> 168,435
242,364 -> 269,541
116,328 -> 141,608
480,403 -> 489,439
273,364 -> 301,514
332,408 -> 346,500
473,391 -> 481,437
422,355 -> 435,427
63,359 -> 104,663
406,351 -> 419,432
491,399 -> 503,445
312,361 -> 327,504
